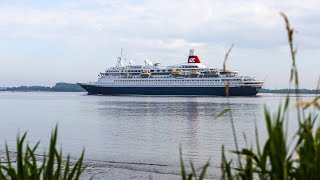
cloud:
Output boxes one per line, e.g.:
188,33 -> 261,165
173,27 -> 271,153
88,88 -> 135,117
120,38 -> 205,50
0,0 -> 319,88
0,0 -> 319,49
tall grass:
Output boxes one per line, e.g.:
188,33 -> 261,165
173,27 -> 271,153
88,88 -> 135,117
223,44 -> 234,72
0,126 -> 86,180
180,12 -> 320,180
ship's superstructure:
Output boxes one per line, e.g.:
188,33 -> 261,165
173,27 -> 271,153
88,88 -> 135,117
78,50 -> 263,96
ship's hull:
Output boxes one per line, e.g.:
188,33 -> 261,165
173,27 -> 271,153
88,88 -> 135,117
78,83 -> 261,96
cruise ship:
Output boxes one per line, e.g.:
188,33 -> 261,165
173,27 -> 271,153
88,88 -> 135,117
78,50 -> 263,96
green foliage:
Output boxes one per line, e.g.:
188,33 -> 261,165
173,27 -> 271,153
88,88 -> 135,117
52,83 -> 85,92
219,95 -> 320,180
294,112 -> 320,179
1,83 -> 85,92
0,126 -> 85,180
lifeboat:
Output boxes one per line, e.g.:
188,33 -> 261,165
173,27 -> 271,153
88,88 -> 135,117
140,70 -> 151,78
205,69 -> 219,77
171,70 -> 182,77
189,70 -> 200,77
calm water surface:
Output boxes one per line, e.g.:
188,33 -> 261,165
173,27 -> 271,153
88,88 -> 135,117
0,92 -> 314,179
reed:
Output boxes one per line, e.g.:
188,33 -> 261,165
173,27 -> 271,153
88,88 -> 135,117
180,12 -> 320,180
0,125 -> 86,180
223,44 -> 234,72
179,147 -> 210,180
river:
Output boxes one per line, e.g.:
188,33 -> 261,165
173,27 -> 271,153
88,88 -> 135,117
0,92 -> 314,179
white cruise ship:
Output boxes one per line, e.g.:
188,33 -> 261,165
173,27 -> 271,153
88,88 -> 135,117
78,49 -> 263,96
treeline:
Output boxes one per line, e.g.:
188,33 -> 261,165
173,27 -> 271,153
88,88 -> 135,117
260,88 -> 319,94
0,82 -> 85,92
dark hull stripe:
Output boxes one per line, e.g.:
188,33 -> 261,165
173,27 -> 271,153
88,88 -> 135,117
78,84 -> 261,96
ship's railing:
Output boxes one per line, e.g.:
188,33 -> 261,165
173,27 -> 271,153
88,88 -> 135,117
102,74 -> 230,79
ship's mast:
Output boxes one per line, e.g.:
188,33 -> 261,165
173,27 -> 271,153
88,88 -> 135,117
116,48 -> 124,67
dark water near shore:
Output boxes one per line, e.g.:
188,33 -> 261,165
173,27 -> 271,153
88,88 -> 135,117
0,92 -> 315,179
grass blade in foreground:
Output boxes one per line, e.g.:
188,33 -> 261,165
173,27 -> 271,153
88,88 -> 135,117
0,126 -> 86,180
219,12 -> 320,179
180,12 -> 320,180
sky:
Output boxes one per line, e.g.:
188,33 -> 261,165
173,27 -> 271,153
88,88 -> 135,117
0,0 -> 319,89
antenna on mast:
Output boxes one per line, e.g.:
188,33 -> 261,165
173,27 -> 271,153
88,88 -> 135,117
116,48 -> 124,67
120,48 -> 123,60
121,48 -> 129,63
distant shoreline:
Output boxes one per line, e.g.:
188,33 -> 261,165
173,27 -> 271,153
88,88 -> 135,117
259,89 -> 319,94
0,82 -> 85,92
0,83 -> 319,94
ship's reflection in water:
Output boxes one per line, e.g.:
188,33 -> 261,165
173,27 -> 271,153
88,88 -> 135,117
93,96 -> 263,177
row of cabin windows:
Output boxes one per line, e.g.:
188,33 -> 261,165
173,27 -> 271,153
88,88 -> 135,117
115,79 -> 220,82
108,83 -> 234,85
180,66 -> 198,68
104,76 -> 241,81
106,69 -> 209,73
113,79 -> 241,82
106,70 -> 170,73
222,79 -> 241,81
